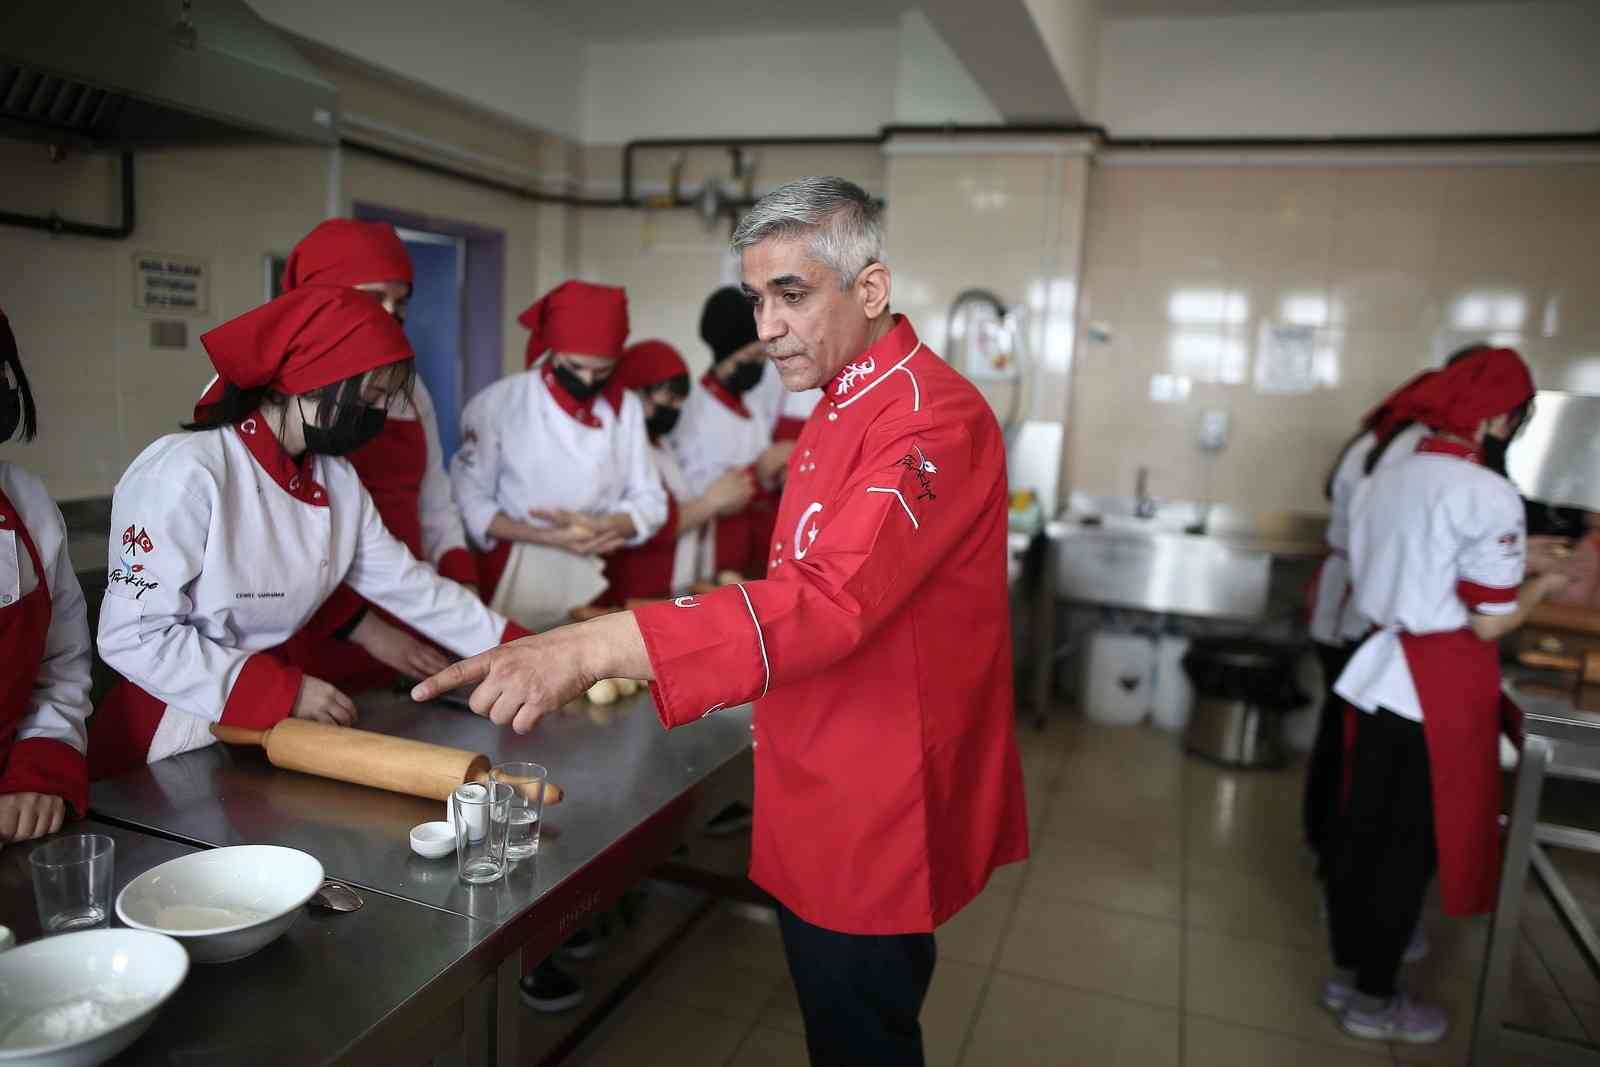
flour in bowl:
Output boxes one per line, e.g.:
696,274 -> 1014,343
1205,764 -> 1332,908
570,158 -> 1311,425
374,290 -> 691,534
152,904 -> 270,930
0,993 -> 157,1048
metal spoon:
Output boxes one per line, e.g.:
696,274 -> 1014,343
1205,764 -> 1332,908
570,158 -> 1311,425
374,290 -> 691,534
310,880 -> 363,913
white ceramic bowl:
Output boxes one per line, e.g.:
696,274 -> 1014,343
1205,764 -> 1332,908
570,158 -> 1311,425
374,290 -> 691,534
115,845 -> 323,964
409,821 -> 455,860
0,928 -> 188,1067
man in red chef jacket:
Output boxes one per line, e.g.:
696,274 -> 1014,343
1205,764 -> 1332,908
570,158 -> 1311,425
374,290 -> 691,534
415,176 -> 1029,1067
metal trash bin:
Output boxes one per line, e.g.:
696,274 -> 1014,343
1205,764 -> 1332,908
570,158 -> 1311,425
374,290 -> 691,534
1182,638 -> 1308,769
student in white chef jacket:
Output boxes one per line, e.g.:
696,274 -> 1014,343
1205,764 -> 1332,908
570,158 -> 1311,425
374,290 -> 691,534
594,339 -> 755,604
449,280 -> 667,631
671,286 -> 821,579
0,309 -> 93,841
1301,345 -> 1503,869
195,220 -> 480,693
1323,348 -> 1570,1045
88,288 -> 526,778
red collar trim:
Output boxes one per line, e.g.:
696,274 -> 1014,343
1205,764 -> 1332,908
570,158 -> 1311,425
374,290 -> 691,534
699,373 -> 750,419
1418,435 -> 1483,465
826,315 -> 921,408
234,410 -> 329,506
541,364 -> 603,429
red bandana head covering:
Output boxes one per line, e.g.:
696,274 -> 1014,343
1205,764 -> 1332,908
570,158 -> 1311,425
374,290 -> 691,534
200,287 -> 413,398
518,281 -> 629,369
281,220 -> 413,292
1363,370 -> 1438,439
613,340 -> 688,392
1386,347 -> 1534,438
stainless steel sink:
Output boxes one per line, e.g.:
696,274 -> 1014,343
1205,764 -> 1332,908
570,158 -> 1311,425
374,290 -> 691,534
1050,493 -> 1325,620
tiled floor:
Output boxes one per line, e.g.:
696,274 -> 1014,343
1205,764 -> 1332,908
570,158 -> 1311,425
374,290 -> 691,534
566,717 -> 1598,1066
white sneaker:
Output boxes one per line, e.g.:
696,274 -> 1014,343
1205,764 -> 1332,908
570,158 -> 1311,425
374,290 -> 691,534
1342,993 -> 1448,1044
1403,925 -> 1429,963
1321,971 -> 1356,1013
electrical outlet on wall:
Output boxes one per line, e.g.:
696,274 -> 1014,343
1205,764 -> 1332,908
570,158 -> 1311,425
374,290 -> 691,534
1198,409 -> 1230,452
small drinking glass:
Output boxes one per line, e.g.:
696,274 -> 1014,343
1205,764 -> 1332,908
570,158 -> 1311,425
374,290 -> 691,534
489,762 -> 548,861
452,782 -> 511,884
29,834 -> 115,933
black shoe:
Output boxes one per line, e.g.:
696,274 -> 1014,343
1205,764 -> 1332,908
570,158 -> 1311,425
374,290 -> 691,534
560,927 -> 601,961
703,802 -> 753,837
519,961 -> 584,1013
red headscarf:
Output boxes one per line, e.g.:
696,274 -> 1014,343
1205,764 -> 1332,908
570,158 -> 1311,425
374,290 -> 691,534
613,340 -> 688,392
282,220 -> 413,291
518,281 -> 629,369
1362,369 -> 1437,439
1386,347 -> 1534,438
200,288 -> 413,398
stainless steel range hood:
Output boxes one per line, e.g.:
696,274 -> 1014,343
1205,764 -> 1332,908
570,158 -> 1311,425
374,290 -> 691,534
1509,390 -> 1600,514
0,0 -> 336,147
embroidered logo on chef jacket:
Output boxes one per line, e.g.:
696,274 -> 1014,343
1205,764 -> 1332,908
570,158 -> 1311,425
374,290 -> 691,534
673,595 -> 700,608
120,524 -> 156,556
107,566 -> 160,600
1497,530 -> 1521,557
895,446 -> 939,502
792,502 -> 824,561
834,358 -> 876,397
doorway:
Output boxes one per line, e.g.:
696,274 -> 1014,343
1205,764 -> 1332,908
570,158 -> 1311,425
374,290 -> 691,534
353,203 -> 506,463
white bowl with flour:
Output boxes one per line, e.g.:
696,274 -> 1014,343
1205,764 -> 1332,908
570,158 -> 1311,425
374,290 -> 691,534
0,928 -> 188,1066
116,845 -> 323,964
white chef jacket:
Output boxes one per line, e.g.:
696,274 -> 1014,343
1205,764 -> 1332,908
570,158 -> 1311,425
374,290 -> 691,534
1335,443 -> 1525,722
1310,422 -> 1428,645
449,369 -> 667,550
652,440 -> 704,593
197,374 -> 469,574
673,375 -> 776,498
0,462 -> 92,759
97,417 -> 516,759
411,379 -> 471,569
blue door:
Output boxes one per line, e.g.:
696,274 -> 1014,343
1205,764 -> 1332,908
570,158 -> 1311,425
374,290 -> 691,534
400,234 -> 464,460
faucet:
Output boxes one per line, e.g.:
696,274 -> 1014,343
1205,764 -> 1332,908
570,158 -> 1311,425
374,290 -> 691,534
1134,466 -> 1157,519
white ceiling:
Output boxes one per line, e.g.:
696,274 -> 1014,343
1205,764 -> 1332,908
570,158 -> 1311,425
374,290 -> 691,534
517,0 -> 910,41
1103,0 -> 1538,15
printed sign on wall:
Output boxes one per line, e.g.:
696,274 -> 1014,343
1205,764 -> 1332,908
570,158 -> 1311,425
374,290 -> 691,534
133,252 -> 209,314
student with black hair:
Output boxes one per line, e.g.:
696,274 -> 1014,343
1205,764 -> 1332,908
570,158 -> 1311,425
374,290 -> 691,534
88,288 -> 525,776
0,308 -> 94,842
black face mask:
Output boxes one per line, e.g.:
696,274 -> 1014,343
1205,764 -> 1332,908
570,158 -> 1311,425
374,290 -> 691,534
1482,433 -> 1510,478
723,358 -> 765,395
0,383 -> 18,443
552,363 -> 606,404
300,396 -> 388,456
645,405 -> 681,440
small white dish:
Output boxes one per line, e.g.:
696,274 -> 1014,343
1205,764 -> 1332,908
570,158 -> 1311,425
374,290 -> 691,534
0,927 -> 188,1066
116,845 -> 322,964
410,821 -> 455,860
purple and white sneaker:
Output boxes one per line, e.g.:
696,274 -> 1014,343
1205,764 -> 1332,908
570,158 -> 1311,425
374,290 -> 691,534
1341,993 -> 1448,1044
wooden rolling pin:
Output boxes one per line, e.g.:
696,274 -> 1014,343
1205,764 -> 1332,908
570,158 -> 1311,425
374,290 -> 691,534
210,721 -> 563,804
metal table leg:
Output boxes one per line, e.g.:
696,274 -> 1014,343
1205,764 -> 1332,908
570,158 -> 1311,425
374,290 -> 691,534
1471,736 -> 1552,1067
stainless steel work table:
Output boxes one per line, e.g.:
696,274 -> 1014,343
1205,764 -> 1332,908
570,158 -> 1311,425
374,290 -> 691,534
1,819 -> 489,1067
1473,674 -> 1600,1066
88,689 -> 755,1065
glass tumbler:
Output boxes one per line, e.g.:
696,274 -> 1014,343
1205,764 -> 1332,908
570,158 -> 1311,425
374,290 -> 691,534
489,762 -> 548,861
29,833 -> 115,933
452,782 -> 511,884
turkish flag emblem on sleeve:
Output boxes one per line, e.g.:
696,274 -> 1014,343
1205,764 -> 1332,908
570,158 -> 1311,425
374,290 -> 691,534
121,524 -> 156,555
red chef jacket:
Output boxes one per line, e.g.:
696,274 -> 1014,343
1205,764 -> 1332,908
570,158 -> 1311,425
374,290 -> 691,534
633,316 -> 1029,934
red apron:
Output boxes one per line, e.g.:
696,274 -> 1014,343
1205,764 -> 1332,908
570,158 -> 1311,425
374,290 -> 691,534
279,418 -> 432,693
0,488 -> 88,815
1400,629 -> 1520,916
597,494 -> 680,605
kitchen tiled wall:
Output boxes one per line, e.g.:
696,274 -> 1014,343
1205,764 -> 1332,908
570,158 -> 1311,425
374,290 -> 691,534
0,141 -> 327,499
1070,154 -> 1600,516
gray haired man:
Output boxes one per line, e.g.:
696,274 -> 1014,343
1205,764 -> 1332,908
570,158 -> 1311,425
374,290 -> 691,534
415,177 -> 1029,1066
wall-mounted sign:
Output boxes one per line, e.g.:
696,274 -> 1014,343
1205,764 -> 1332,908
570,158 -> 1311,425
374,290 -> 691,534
133,252 -> 208,314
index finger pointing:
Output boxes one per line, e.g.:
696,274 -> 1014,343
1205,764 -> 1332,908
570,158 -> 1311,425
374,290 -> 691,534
412,653 -> 493,702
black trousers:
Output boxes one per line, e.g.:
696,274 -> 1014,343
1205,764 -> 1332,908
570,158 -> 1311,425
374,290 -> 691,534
777,904 -> 937,1067
1304,640 -> 1359,872
1326,708 -> 1438,998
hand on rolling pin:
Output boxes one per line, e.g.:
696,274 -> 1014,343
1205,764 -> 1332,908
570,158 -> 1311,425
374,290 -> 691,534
349,612 -> 452,680
411,611 -> 653,734
293,675 -> 358,727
